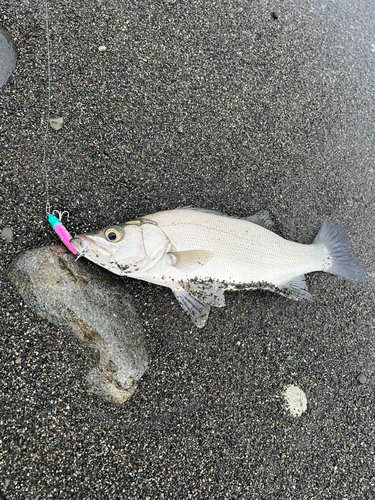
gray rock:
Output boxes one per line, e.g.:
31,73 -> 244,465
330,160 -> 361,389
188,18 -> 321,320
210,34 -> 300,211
7,245 -> 148,403
49,117 -> 64,130
0,25 -> 17,89
357,373 -> 367,384
1,227 -> 14,242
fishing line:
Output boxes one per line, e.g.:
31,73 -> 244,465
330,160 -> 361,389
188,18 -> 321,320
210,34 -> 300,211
43,0 -> 78,255
42,0 -> 52,217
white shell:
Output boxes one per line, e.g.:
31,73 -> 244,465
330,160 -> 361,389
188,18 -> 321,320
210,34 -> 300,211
283,385 -> 307,417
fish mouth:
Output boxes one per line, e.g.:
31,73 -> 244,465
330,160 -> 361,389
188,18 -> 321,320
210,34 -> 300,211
70,235 -> 113,258
69,235 -> 91,253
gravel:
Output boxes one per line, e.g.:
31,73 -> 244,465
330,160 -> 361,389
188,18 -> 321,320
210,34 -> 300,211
1,0 -> 374,498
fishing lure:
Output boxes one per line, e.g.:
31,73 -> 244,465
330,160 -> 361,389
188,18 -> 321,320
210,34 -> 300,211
48,213 -> 78,255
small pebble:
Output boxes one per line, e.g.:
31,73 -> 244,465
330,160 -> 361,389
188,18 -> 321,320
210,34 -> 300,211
4,478 -> 10,489
283,385 -> 307,417
177,124 -> 184,133
49,117 -> 64,130
1,227 -> 14,242
98,45 -> 107,52
357,373 -> 367,384
286,355 -> 293,361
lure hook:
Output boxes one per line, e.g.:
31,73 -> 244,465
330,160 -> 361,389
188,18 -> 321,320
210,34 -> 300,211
75,246 -> 90,261
52,209 -> 70,222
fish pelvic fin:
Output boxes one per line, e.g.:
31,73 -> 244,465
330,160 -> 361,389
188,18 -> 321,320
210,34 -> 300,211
172,280 -> 226,327
314,221 -> 365,282
180,280 -> 226,308
173,289 -> 211,328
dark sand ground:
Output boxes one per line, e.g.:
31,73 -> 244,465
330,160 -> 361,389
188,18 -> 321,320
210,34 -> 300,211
1,0 -> 374,498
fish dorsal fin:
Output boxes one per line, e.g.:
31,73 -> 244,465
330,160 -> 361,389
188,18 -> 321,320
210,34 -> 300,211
176,207 -> 275,231
173,290 -> 211,328
168,250 -> 213,273
244,210 -> 275,231
279,275 -> 312,301
176,206 -> 232,217
181,280 -> 226,308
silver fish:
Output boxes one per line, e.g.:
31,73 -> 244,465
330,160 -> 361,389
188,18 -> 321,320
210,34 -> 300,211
70,208 -> 364,328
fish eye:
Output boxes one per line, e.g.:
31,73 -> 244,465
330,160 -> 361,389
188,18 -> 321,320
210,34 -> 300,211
104,227 -> 123,242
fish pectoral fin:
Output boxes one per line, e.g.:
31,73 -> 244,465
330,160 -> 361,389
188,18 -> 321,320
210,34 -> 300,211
244,210 -> 275,231
279,275 -> 312,301
168,250 -> 214,273
173,290 -> 211,328
181,281 -> 226,308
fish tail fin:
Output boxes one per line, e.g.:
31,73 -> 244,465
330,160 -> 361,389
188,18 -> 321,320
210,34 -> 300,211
314,221 -> 365,282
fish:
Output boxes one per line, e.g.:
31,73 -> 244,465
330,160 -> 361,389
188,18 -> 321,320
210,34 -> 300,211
69,208 -> 365,328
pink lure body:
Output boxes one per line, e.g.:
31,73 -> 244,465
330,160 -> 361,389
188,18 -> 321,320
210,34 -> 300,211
48,213 -> 78,254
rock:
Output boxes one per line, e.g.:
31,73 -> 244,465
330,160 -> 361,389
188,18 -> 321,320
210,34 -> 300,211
49,117 -> 64,130
7,245 -> 148,403
1,227 -> 14,242
0,26 -> 17,89
357,372 -> 367,384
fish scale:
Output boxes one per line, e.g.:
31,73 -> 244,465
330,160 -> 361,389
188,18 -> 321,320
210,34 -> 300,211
145,210 -> 327,285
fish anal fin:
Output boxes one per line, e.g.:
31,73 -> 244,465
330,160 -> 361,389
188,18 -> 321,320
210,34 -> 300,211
169,250 -> 213,273
173,290 -> 210,328
279,275 -> 312,301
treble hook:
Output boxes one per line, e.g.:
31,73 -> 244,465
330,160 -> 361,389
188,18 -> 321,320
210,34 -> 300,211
52,209 -> 70,222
